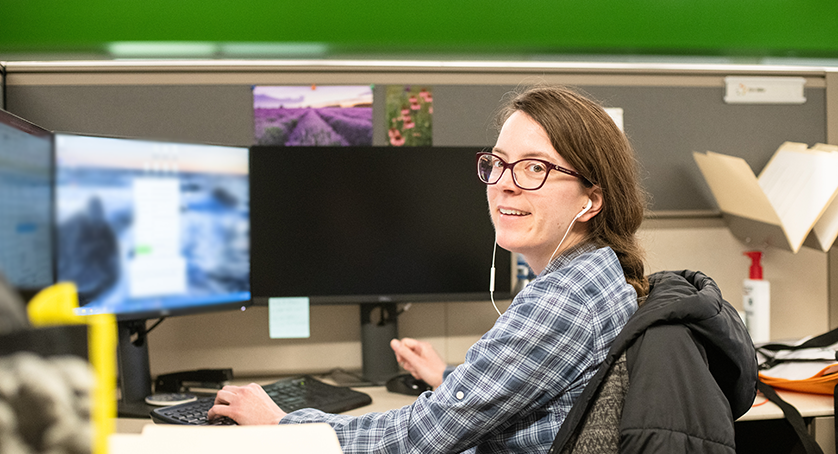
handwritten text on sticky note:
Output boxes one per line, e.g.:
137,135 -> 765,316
269,297 -> 310,339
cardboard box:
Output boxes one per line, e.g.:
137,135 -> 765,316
693,142 -> 838,253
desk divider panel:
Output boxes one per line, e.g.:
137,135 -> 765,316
4,63 -> 827,213
5,60 -> 837,362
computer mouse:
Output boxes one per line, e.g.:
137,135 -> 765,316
386,373 -> 433,396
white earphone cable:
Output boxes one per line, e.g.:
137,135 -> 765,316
547,216 -> 579,268
548,200 -> 591,266
490,233 -> 501,316
491,200 -> 591,317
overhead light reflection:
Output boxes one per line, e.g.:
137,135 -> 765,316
220,42 -> 328,57
108,42 -> 218,59
107,41 -> 330,59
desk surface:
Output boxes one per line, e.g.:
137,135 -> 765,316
740,389 -> 834,421
116,386 -> 416,434
117,384 -> 834,434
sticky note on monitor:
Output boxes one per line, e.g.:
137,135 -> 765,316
268,297 -> 310,339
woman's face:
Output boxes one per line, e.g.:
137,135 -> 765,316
487,111 -> 593,274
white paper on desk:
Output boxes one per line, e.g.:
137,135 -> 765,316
109,423 -> 342,454
759,343 -> 838,380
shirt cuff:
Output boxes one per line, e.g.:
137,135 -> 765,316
279,408 -> 329,424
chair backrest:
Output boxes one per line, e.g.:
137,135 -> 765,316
551,270 -> 756,454
559,352 -> 628,454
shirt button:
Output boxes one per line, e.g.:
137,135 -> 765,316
456,391 -> 465,400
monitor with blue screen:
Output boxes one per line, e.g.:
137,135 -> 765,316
0,109 -> 53,297
53,133 -> 251,415
54,133 -> 251,320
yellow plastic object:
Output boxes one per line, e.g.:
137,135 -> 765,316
27,282 -> 116,454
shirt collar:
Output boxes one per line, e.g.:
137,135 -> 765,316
540,242 -> 598,276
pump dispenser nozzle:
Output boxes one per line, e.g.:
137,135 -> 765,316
744,251 -> 763,280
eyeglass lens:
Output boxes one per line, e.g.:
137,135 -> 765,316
477,154 -> 550,190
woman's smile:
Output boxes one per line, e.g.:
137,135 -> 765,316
498,207 -> 531,217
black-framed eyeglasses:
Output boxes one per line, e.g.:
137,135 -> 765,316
476,152 -> 594,190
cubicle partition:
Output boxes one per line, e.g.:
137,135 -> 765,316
2,61 -> 831,215
1,63 -> 6,108
2,60 -> 837,375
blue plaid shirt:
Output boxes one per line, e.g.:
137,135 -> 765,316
281,244 -> 637,453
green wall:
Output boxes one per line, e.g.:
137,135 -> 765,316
3,0 -> 838,57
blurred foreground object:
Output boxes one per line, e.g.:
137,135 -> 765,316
0,273 -> 29,335
0,352 -> 93,454
26,282 -> 117,454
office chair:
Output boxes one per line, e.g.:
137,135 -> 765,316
549,270 -> 758,454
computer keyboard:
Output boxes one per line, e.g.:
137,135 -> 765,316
150,375 -> 372,425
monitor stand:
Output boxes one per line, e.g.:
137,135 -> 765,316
116,319 -> 158,418
115,304 -> 402,411
115,320 -> 231,418
358,303 -> 400,386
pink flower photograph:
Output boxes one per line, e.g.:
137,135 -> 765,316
385,85 -> 432,147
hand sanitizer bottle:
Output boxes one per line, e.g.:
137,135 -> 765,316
743,251 -> 770,343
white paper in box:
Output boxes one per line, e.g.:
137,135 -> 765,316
693,142 -> 838,253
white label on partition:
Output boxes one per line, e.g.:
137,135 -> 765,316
724,77 -> 806,104
604,107 -> 624,132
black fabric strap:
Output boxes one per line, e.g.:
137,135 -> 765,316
759,327 -> 838,352
756,380 -> 825,454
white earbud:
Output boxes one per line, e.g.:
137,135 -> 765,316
546,199 -> 594,271
574,199 -> 593,220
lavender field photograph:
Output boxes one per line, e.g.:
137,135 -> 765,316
253,85 -> 373,146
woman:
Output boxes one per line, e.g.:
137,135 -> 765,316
208,85 -> 648,453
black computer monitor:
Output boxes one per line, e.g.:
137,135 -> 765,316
250,146 -> 512,383
0,109 -> 54,300
53,133 -> 251,414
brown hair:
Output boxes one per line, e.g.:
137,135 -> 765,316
497,85 -> 649,297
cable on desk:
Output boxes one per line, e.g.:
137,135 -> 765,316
751,391 -> 770,407
320,368 -> 375,388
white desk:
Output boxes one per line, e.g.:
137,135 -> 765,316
116,385 -> 416,434
740,389 -> 834,421
117,385 -> 836,453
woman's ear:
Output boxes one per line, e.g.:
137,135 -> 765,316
579,186 -> 603,222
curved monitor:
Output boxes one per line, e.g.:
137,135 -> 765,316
0,109 -> 54,297
54,133 -> 251,321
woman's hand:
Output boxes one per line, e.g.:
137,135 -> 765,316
207,383 -> 287,425
390,338 -> 446,388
